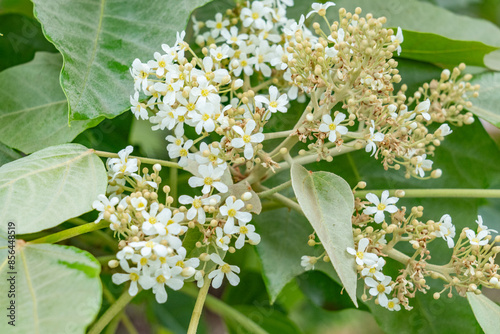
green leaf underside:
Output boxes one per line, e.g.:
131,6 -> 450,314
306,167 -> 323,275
469,72 -> 500,127
0,143 -> 107,234
291,165 -> 358,307
0,143 -> 22,167
0,243 -> 102,334
32,0 -> 215,121
467,292 -> 500,334
0,52 -> 98,154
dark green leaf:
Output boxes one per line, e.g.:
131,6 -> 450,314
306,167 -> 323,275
0,142 -> 21,167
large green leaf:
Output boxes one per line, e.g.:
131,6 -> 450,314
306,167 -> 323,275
0,52 -> 99,154
0,143 -> 107,234
32,0 -> 214,121
290,165 -> 357,307
0,0 -> 33,17
0,243 -> 102,334
468,72 -> 500,127
467,292 -> 500,334
0,14 -> 56,71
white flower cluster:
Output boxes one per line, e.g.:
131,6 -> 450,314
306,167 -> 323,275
92,147 -> 262,302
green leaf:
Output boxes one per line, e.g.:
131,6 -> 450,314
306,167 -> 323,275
0,14 -> 56,71
0,0 -> 34,17
0,142 -> 21,167
32,0 -> 214,120
0,243 -> 102,333
467,292 -> 500,334
397,29 -> 497,67
0,52 -> 99,154
226,305 -> 302,334
291,165 -> 357,307
469,72 -> 500,127
0,143 -> 107,234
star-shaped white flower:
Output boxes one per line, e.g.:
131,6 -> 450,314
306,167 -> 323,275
179,194 -> 221,223
306,2 -> 336,18
347,238 -> 378,266
112,260 -> 142,296
220,196 -> 252,234
319,113 -> 348,142
365,275 -> 392,307
476,215 -> 498,234
254,85 -> 288,115
391,27 -> 404,56
366,120 -> 384,156
415,99 -> 431,121
208,253 -> 240,288
466,229 -> 489,246
188,164 -> 228,194
233,221 -> 260,249
435,214 -> 456,248
414,154 -> 433,178
301,255 -> 317,271
363,190 -> 399,223
231,120 -> 265,160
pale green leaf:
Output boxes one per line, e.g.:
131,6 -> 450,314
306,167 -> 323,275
291,164 -> 357,307
0,52 -> 99,154
32,0 -> 214,120
467,292 -> 500,334
0,143 -> 107,234
469,72 -> 500,127
0,243 -> 102,334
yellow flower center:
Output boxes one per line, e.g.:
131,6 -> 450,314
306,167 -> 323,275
149,217 -> 157,225
138,202 -> 145,209
202,113 -> 210,121
130,272 -> 140,281
140,258 -> 148,266
221,263 -> 231,273
204,177 -> 213,185
176,260 -> 185,268
187,103 -> 196,111
243,134 -> 251,143
160,257 -> 166,264
258,54 -> 264,63
252,12 -> 259,20
329,123 -> 337,131
217,52 -> 223,59
168,112 -> 175,118
377,284 -> 386,293
167,219 -> 174,225
216,22 -> 222,29
179,73 -> 185,80
156,275 -> 166,284
178,115 -> 185,122
167,84 -> 174,92
269,101 -> 278,108
175,139 -> 182,146
201,89 -> 210,97
240,226 -> 248,234
180,149 -> 188,157
356,251 -> 364,259
388,301 -> 395,308
231,36 -> 238,42
241,60 -> 248,67
369,267 -> 376,274
158,60 -> 166,68
377,203 -> 386,211
193,198 -> 202,208
145,241 -> 154,249
209,154 -> 217,162
472,238 -> 479,244
227,208 -> 237,217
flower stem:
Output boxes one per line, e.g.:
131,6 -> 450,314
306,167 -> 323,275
93,149 -> 182,169
187,277 -> 211,334
257,180 -> 292,198
103,287 -> 139,334
254,184 -> 303,214
263,130 -> 294,140
355,188 -> 500,199
28,220 -> 108,244
88,289 -> 136,334
182,284 -> 269,334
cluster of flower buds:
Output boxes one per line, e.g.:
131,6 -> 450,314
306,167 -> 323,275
302,185 -> 500,312
92,146 -> 261,303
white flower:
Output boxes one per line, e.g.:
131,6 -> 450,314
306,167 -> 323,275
167,247 -> 200,274
466,229 -> 490,246
415,99 -> 431,121
92,194 -> 119,223
190,76 -> 220,106
319,113 -> 348,142
232,52 -> 256,76
208,253 -> 240,288
231,120 -> 265,160
179,194 -> 221,222
130,92 -> 148,120
240,1 -> 271,29
130,58 -> 150,92
301,255 -> 317,271
366,120 -> 384,156
130,239 -> 168,258
195,270 -> 205,288
435,214 -> 456,248
306,2 -> 336,18
221,26 -> 248,46
112,260 -> 142,296
347,238 -> 378,266
386,298 -> 401,311
253,43 -> 273,77
131,196 -> 148,211
215,227 -> 230,251
361,257 -> 386,281
206,12 -> 230,38
147,52 -> 173,77
414,154 -> 433,177
116,246 -> 135,261
363,191 -> 399,223
220,196 -> 252,234
476,215 -> 498,234
189,103 -> 216,134
210,44 -> 232,62
168,139 -> 193,167
391,27 -> 404,56
140,266 -> 184,303
188,164 -> 228,194
254,86 -> 288,116
233,221 -> 260,249
195,142 -> 226,167
436,123 -> 453,137
198,56 -> 229,83
107,146 -> 139,180
365,275 -> 392,307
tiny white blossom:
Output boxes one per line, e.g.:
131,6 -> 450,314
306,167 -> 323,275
476,215 -> 498,234
92,194 -> 119,223
179,194 -> 221,222
231,120 -> 265,160
221,26 -> 248,46
414,154 -> 433,177
361,257 -> 386,281
168,139 -> 193,167
240,1 -> 271,29
466,229 -> 489,246
130,92 -> 148,120
435,214 -> 456,248
363,190 -> 399,223
391,27 -> 404,56
366,120 -> 384,156
301,255 -> 317,271
415,99 -> 431,121
365,275 -> 392,307
319,113 -> 348,142
206,12 -> 230,38
208,253 -> 240,288
107,146 -> 139,180
220,196 -> 252,234
306,2 -> 336,18
215,226 -> 230,251
347,238 -> 378,266
437,123 -> 453,137
188,164 -> 228,194
386,298 -> 401,311
140,266 -> 184,303
112,260 -> 142,296
131,196 -> 148,211
254,85 -> 288,116
233,221 -> 260,249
